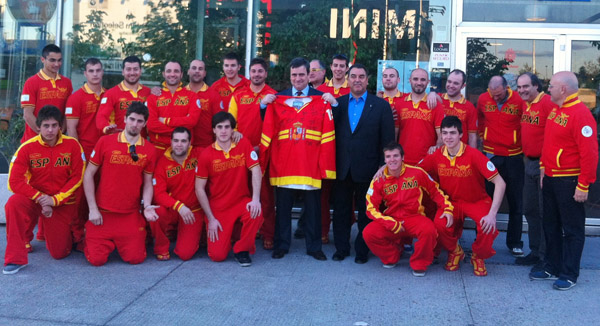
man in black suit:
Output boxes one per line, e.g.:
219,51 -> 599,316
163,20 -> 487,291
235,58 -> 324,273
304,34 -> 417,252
331,63 -> 395,263
260,57 -> 337,261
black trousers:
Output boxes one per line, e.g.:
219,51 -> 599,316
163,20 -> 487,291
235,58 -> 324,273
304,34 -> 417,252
542,176 -> 586,282
523,157 -> 545,258
332,175 -> 370,258
486,154 -> 524,250
274,187 -> 322,253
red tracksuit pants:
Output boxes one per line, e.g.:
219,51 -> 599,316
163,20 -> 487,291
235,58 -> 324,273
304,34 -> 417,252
207,199 -> 263,262
452,199 -> 498,259
84,211 -> 147,266
4,194 -> 75,265
149,206 -> 204,261
258,175 -> 276,241
363,215 -> 438,271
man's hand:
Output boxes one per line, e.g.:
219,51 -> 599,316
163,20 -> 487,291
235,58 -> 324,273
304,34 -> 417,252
574,189 -> 588,203
144,205 -> 160,222
427,145 -> 439,155
41,206 -> 53,218
179,205 -> 195,225
261,94 -> 276,106
321,93 -> 338,106
232,131 -> 243,144
440,212 -> 453,228
207,218 -> 223,242
151,86 -> 162,96
480,213 -> 497,234
373,164 -> 387,180
427,91 -> 441,109
246,199 -> 261,219
37,194 -> 54,207
104,124 -> 123,134
89,208 -> 103,226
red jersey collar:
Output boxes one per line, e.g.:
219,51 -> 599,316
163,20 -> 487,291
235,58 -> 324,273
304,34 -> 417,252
562,93 -> 581,108
213,141 -> 237,158
118,132 -> 144,146
487,87 -> 514,101
162,82 -> 183,92
442,93 -> 466,104
35,131 -> 64,147
185,83 -> 209,92
118,81 -> 144,97
442,142 -> 466,160
38,69 -> 61,81
82,83 -> 106,96
326,79 -> 349,89
383,90 -> 403,100
164,146 -> 193,162
383,164 -> 407,178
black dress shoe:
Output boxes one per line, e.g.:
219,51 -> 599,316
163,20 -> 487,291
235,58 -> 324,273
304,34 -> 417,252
307,250 -> 327,261
332,251 -> 349,261
354,256 -> 369,264
515,253 -> 540,265
293,228 -> 305,239
272,249 -> 288,259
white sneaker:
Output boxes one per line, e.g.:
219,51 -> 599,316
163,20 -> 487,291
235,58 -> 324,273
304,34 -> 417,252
412,269 -> 426,277
511,248 -> 525,257
383,263 -> 397,269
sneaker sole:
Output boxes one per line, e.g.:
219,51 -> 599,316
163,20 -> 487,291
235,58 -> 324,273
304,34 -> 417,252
382,264 -> 396,269
412,271 -> 426,277
3,265 -> 27,275
553,283 -> 576,291
529,275 -> 558,281
237,262 -> 252,267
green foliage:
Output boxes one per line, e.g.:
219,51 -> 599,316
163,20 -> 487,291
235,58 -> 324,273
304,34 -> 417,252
67,10 -> 120,71
0,112 -> 25,160
466,38 -> 509,94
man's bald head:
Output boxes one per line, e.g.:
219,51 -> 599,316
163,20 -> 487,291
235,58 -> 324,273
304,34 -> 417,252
410,68 -> 428,79
488,76 -> 507,90
554,71 -> 579,93
488,76 -> 508,103
549,71 -> 580,106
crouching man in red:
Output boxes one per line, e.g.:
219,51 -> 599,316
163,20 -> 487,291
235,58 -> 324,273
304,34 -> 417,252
150,127 -> 204,261
420,116 -> 506,276
83,102 -> 158,266
195,112 -> 263,266
364,143 -> 454,277
4,105 -> 84,274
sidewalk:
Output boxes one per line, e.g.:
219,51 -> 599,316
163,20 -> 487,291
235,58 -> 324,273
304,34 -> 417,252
0,224 -> 598,326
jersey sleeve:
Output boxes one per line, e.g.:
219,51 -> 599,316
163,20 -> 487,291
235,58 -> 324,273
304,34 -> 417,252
146,95 -> 175,134
20,77 -> 37,110
319,101 -> 336,179
418,153 -> 438,181
259,102 -> 275,174
195,150 -> 210,179
143,145 -> 158,175
88,137 -> 105,167
97,93 -> 114,134
573,110 -> 599,192
473,149 -> 499,181
365,178 -> 403,234
7,143 -> 43,200
52,140 -> 85,206
242,138 -> 259,170
433,102 -> 445,129
65,91 -> 81,119
152,158 -> 180,210
466,101 -> 478,133
164,93 -> 201,129
419,168 -> 453,216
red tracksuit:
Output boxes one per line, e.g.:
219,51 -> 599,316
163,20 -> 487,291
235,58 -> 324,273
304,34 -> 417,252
364,164 -> 454,271
520,92 -> 556,158
196,138 -> 263,261
5,134 -> 84,266
186,83 -> 217,148
84,132 -> 157,266
146,83 -> 201,152
228,84 -> 277,241
209,75 -> 249,112
383,90 -> 405,130
477,88 -> 523,156
420,143 -> 500,259
397,93 -> 444,165
151,147 -> 204,260
441,94 -> 478,144
317,79 -> 350,97
20,70 -> 73,142
96,82 -> 151,135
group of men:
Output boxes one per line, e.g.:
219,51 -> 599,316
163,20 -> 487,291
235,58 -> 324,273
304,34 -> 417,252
3,44 -> 597,291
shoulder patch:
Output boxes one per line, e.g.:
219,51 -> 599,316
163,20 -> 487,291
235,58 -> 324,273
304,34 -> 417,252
250,151 -> 258,161
582,125 -> 593,138
65,107 -> 73,115
152,178 -> 157,186
101,97 -> 107,104
90,150 -> 95,158
196,99 -> 201,109
487,161 -> 496,172
81,153 -> 87,162
21,94 -> 30,102
367,188 -> 374,196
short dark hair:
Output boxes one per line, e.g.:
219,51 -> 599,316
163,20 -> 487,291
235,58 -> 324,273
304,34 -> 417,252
440,115 -> 463,134
518,72 -> 543,93
123,56 -> 141,69
164,61 -> 182,71
212,111 -> 237,129
383,142 -> 404,157
36,105 -> 63,127
289,57 -> 309,73
331,54 -> 349,66
383,67 -> 399,77
449,69 -> 466,85
348,63 -> 369,76
42,44 -> 61,58
125,101 -> 149,121
172,127 -> 191,140
223,52 -> 241,65
84,58 -> 102,70
312,59 -> 326,70
250,57 -> 268,71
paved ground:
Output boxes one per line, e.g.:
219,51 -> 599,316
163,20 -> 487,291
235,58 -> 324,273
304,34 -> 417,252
0,223 -> 598,326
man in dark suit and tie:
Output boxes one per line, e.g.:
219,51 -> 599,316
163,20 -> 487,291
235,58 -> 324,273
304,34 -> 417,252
260,57 -> 338,260
331,63 -> 395,263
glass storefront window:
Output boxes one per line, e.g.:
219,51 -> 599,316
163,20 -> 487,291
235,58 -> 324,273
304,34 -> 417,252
463,0 -> 600,24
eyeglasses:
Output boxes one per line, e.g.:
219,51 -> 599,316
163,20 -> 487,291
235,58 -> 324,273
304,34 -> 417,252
129,144 -> 139,162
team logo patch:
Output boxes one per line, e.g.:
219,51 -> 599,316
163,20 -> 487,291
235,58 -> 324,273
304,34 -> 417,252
219,101 -> 224,110
582,126 -> 593,138
144,101 -> 148,106
367,188 -> 374,196
152,178 -> 157,186
196,99 -> 201,109
90,150 -> 96,158
101,98 -> 107,104
21,94 -> 29,102
250,151 -> 258,161
81,153 -> 87,162
487,161 -> 496,172
65,107 -> 73,115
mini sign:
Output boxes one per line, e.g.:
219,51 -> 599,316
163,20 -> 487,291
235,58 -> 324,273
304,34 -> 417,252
432,43 -> 449,53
